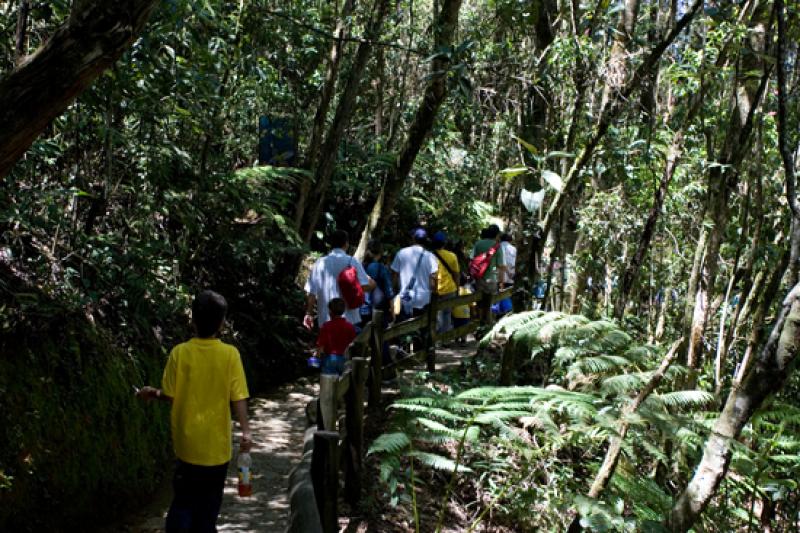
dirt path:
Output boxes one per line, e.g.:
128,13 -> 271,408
115,342 -> 478,533
117,378 -> 318,533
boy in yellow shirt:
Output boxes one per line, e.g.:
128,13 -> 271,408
137,290 -> 251,532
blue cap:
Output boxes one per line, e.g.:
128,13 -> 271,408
432,231 -> 447,244
412,228 -> 427,240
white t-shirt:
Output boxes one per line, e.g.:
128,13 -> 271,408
501,241 -> 517,284
391,245 -> 438,310
305,248 -> 370,327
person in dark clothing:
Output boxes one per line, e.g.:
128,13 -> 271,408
360,239 -> 395,326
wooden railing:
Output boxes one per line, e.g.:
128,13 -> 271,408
286,287 -> 513,533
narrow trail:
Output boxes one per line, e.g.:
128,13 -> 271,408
118,342 -> 477,533
118,379 -> 318,533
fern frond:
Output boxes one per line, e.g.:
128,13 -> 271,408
368,432 -> 411,455
407,450 -> 473,473
601,372 -> 649,395
392,403 -> 469,422
571,354 -> 632,375
646,390 -> 715,410
474,410 -> 532,424
415,418 -> 480,442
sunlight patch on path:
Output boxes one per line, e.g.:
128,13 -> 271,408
124,379 -> 317,533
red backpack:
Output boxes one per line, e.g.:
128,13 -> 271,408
469,243 -> 501,280
337,260 -> 365,309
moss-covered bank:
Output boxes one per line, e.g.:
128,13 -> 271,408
0,300 -> 172,531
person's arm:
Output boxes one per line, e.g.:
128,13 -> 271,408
304,293 -> 317,330
232,399 -> 252,452
498,265 -> 508,289
136,386 -> 173,403
362,276 -> 377,292
356,259 -> 376,292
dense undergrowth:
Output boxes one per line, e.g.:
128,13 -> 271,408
368,312 -> 800,532
0,166 -> 308,530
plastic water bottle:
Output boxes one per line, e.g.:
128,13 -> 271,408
307,355 -> 321,368
237,452 -> 252,497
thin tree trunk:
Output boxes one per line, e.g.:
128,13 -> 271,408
14,0 -> 30,64
293,0 -> 357,230
298,0 -> 392,244
0,0 -> 158,178
682,3 -> 771,379
614,131 -> 683,319
568,339 -> 683,532
355,0 -> 463,247
667,282 -> 800,532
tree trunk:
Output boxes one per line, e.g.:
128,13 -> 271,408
667,8 -> 799,525
355,0 -> 463,248
298,0 -> 392,244
614,131 -> 683,320
682,3 -> 771,379
538,0 -> 703,263
0,0 -> 158,178
568,339 -> 683,532
293,0 -> 357,230
667,282 -> 800,532
14,0 -> 30,64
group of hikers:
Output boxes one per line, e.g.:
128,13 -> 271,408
132,223 -> 517,531
303,224 -> 517,376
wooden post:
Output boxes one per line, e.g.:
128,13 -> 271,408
427,292 -> 438,372
344,357 -> 368,505
369,309 -> 385,413
319,374 -> 338,431
499,344 -> 515,386
485,289 -> 496,327
311,430 -> 340,533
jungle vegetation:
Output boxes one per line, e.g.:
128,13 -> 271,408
1,0 -> 799,531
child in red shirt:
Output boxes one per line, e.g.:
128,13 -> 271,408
317,298 -> 357,375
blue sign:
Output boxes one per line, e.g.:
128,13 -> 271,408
259,116 -> 296,166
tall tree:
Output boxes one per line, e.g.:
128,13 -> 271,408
298,0 -> 391,244
354,0 -> 463,256
680,1 -> 771,379
666,3 -> 799,528
293,0 -> 357,230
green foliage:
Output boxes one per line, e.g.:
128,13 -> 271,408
372,312 -> 733,530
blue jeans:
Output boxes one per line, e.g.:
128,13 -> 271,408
321,354 -> 345,375
437,292 -> 457,333
166,460 -> 228,533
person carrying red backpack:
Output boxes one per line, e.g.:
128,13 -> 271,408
470,225 -> 506,324
304,230 -> 376,330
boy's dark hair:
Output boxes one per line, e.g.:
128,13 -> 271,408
480,228 -> 490,239
192,290 -> 228,337
364,239 -> 383,265
328,297 -> 346,317
484,225 -> 500,240
500,233 -> 513,242
329,230 -> 349,250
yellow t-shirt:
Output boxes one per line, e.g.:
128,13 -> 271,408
434,249 -> 459,295
162,338 -> 249,466
453,286 -> 472,319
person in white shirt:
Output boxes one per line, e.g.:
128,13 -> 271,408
499,233 -> 517,287
304,230 -> 375,329
391,228 -> 438,320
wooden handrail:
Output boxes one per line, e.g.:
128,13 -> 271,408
288,285 -> 515,533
